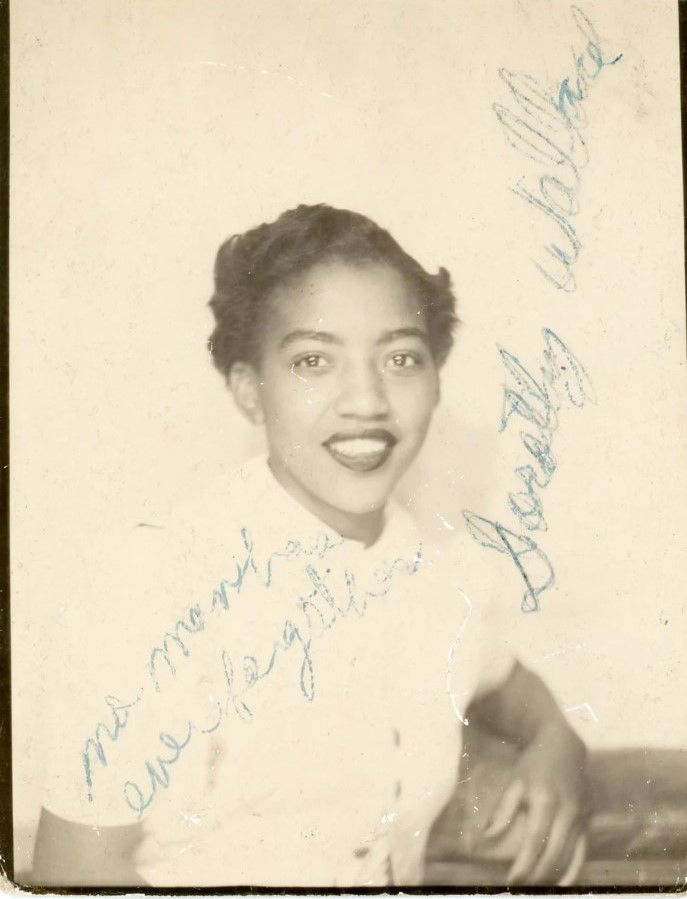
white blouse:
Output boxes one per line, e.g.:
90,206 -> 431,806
40,456 -> 514,887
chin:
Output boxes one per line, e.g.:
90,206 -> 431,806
321,474 -> 398,516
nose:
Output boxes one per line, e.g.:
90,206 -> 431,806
335,361 -> 391,420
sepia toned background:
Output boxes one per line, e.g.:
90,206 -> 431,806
10,0 -> 687,881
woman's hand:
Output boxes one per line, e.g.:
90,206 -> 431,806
484,720 -> 590,885
467,661 -> 591,886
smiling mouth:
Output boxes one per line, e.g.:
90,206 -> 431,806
323,431 -> 398,473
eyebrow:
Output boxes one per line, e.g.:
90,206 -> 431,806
279,327 -> 430,349
279,330 -> 343,348
377,327 -> 430,346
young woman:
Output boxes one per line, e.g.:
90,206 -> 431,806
33,204 -> 588,888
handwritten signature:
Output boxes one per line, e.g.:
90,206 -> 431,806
463,328 -> 594,612
80,528 -> 422,818
493,5 -> 622,291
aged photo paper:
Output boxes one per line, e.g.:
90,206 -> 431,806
8,0 -> 687,890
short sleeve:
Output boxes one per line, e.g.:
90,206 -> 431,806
39,525 -> 186,827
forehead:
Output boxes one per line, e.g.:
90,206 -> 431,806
265,260 -> 427,339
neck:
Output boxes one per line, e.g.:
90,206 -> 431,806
316,504 -> 384,547
267,458 -> 385,547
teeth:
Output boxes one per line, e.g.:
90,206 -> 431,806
328,437 -> 390,457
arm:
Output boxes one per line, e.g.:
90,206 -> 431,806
32,807 -> 148,887
467,660 -> 590,885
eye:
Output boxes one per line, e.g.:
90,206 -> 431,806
386,352 -> 422,370
291,353 -> 329,371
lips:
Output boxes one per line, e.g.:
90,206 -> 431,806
323,429 -> 398,473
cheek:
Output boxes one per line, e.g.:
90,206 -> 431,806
390,376 -> 439,432
258,373 -> 330,429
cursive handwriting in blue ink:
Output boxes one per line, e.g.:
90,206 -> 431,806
96,533 -> 422,818
148,528 -> 343,693
81,527 -> 342,807
123,702 -> 224,818
216,550 -> 424,720
81,693 -> 142,803
493,5 -> 622,291
463,328 -> 594,612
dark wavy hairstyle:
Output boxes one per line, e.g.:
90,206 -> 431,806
208,204 -> 459,379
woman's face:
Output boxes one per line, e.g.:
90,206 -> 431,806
232,260 -> 440,541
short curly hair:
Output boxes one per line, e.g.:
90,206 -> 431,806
208,204 -> 459,379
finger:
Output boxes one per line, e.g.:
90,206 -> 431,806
529,808 -> 577,884
484,779 -> 526,838
558,834 -> 587,887
507,789 -> 556,884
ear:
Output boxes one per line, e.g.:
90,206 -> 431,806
228,362 -> 265,426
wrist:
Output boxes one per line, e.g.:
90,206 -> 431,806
533,717 -> 587,763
